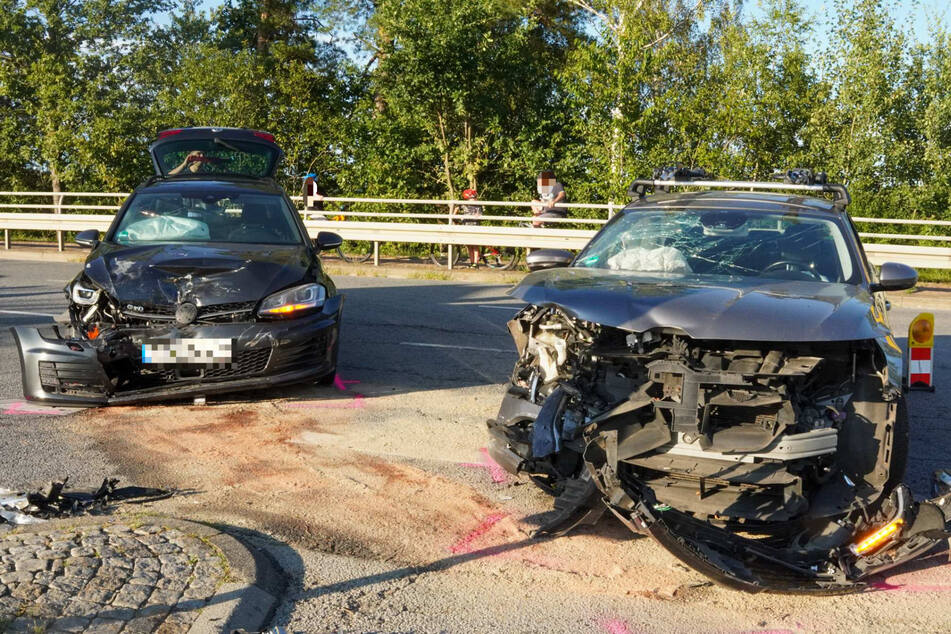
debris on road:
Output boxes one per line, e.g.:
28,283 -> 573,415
0,477 -> 172,525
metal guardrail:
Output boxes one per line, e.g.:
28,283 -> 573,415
1,191 -> 951,270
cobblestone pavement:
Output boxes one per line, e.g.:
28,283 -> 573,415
0,520 -> 227,633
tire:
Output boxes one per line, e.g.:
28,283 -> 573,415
429,243 -> 462,267
481,246 -> 520,270
336,243 -> 373,263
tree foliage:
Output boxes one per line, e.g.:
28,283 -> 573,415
0,0 -> 948,220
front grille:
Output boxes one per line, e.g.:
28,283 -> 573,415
204,346 -> 271,377
121,301 -> 257,324
38,361 -> 107,396
154,345 -> 272,382
198,301 -> 257,322
268,332 -> 330,374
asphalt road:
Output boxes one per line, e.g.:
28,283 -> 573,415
3,259 -> 951,632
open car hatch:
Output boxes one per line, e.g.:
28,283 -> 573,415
148,127 -> 283,179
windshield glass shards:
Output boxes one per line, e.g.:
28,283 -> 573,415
576,208 -> 856,283
153,138 -> 279,178
113,191 -> 302,245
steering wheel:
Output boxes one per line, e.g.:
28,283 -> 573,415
227,223 -> 284,242
762,260 -> 819,279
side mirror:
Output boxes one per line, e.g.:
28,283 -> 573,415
315,231 -> 343,251
75,229 -> 100,248
871,262 -> 917,292
526,249 -> 574,271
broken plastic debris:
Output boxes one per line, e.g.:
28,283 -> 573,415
0,477 -> 173,525
0,508 -> 46,525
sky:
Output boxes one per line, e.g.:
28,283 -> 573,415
745,0 -> 948,46
155,1 -> 949,52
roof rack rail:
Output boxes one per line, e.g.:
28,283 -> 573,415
627,170 -> 851,208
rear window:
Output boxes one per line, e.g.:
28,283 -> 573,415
113,190 -> 302,245
153,138 -> 279,178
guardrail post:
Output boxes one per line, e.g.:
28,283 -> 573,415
3,229 -> 8,249
373,241 -> 380,266
447,201 -> 455,271
54,192 -> 64,252
608,201 -> 616,218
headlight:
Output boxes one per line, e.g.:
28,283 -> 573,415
71,280 -> 101,306
258,283 -> 326,317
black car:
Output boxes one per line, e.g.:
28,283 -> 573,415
13,127 -> 343,405
487,171 -> 951,592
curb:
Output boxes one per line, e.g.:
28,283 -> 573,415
2,513 -> 286,633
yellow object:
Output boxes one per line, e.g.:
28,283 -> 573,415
909,313 -> 934,347
851,518 -> 903,556
263,303 -> 311,315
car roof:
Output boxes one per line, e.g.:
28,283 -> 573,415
623,190 -> 838,216
135,176 -> 286,196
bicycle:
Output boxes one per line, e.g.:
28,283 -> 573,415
428,243 -> 521,269
304,209 -> 374,263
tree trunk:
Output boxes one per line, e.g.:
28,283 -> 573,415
464,117 -> 477,189
436,111 -> 456,200
257,0 -> 272,54
51,167 -> 62,214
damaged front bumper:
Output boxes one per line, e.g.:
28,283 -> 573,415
12,296 -> 342,405
490,414 -> 951,593
488,404 -> 951,594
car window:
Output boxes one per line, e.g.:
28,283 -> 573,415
113,191 -> 302,245
153,139 -> 279,178
575,208 -> 857,283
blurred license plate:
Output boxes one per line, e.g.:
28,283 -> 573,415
141,338 -> 233,366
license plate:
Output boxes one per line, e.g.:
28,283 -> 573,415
141,338 -> 233,366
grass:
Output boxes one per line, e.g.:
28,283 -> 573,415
196,535 -> 235,586
913,268 -> 951,285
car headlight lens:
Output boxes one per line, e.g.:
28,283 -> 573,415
258,283 -> 326,317
71,280 -> 101,306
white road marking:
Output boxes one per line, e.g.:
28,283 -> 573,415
0,309 -> 56,318
400,342 -> 513,353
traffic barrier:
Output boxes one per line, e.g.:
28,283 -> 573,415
2,191 -> 951,271
907,313 -> 936,392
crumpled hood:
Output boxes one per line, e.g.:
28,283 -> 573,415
509,268 -> 888,342
81,242 -> 315,307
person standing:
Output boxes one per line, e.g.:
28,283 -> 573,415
531,170 -> 567,227
459,188 -> 483,268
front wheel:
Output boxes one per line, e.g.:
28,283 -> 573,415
337,242 -> 374,263
480,246 -> 520,270
429,243 -> 463,267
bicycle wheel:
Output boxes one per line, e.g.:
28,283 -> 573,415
429,243 -> 463,267
480,246 -> 520,270
337,242 -> 374,263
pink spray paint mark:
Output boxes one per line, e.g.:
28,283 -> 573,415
460,448 -> 508,483
333,374 -> 360,391
2,401 -> 67,416
598,618 -> 634,634
479,447 -> 508,483
448,513 -> 507,554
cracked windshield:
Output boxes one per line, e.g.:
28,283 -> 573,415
577,208 -> 856,283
